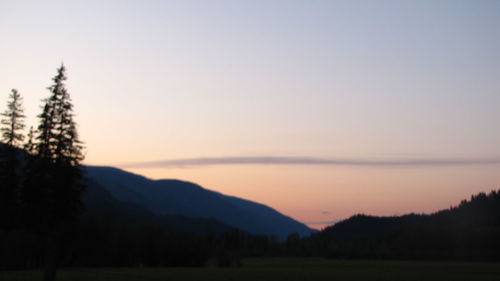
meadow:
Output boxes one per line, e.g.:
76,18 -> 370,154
1,258 -> 500,281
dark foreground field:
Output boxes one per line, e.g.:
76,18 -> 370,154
2,258 -> 500,281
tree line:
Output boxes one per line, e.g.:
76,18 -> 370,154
0,65 -> 84,281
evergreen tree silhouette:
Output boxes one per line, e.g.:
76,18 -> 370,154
22,65 -> 85,281
23,126 -> 36,155
1,89 -> 25,147
0,89 -> 25,230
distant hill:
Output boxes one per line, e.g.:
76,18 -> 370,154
1,141 -> 313,238
311,190 -> 500,260
84,179 -> 237,235
85,166 -> 314,239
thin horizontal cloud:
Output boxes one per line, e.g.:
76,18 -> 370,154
120,156 -> 500,168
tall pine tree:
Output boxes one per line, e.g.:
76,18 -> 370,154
23,65 -> 85,281
0,89 -> 25,230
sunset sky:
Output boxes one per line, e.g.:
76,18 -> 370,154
1,0 -> 499,229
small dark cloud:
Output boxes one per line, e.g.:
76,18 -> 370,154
120,156 -> 500,168
321,211 -> 331,215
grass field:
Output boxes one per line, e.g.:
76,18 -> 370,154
1,258 -> 500,281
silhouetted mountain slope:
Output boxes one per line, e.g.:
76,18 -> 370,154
219,194 -> 311,238
85,166 -> 314,239
83,179 -> 237,235
312,190 -> 500,260
1,142 -> 313,238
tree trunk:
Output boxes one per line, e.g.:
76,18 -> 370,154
43,232 -> 58,281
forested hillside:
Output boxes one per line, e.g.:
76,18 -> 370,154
307,190 -> 500,261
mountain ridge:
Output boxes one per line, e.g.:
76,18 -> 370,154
84,165 -> 314,239
83,177 -> 238,235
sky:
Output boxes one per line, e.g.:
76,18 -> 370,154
1,0 -> 499,229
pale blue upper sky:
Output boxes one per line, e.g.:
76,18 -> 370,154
1,0 -> 499,225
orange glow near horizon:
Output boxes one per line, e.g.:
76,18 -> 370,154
104,164 -> 500,229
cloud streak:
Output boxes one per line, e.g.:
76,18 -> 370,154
120,156 -> 500,168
